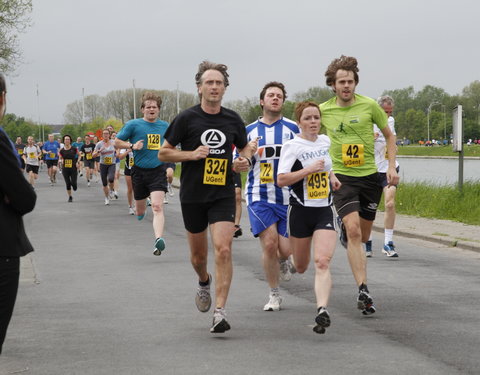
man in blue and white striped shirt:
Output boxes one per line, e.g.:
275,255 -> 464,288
240,82 -> 299,312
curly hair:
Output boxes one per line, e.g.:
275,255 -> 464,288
259,81 -> 287,101
141,91 -> 162,109
195,60 -> 230,87
324,55 -> 359,87
294,101 -> 321,123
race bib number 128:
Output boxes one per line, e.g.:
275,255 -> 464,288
147,134 -> 161,150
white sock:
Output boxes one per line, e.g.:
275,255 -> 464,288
385,229 -> 394,244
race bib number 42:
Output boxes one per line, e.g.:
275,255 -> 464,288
260,162 -> 274,184
203,158 -> 227,185
341,144 -> 364,167
147,134 -> 161,150
307,172 -> 329,199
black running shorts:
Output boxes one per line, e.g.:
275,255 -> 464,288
181,196 -> 235,233
333,173 -> 383,221
288,204 -> 336,238
131,164 -> 167,201
46,160 -> 58,168
26,164 -> 39,174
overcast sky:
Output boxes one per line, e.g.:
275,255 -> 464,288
5,0 -> 479,124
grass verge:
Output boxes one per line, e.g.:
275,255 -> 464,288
378,181 -> 480,226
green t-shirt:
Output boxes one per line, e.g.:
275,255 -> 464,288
320,94 -> 387,177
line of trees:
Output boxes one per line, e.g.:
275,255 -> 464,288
226,82 -> 480,142
3,81 -> 480,144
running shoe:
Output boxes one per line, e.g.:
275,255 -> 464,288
365,240 -> 373,258
146,198 -> 151,206
87,181 -> 91,187
313,307 -> 331,334
104,197 -> 110,206
210,308 -> 231,333
114,190 -> 118,199
109,190 -> 115,199
68,196 -> 73,203
263,293 -> 282,311
357,290 -> 376,315
79,171 -> 83,177
163,195 -> 168,204
233,225 -> 242,238
153,237 -> 166,256
128,207 -> 135,215
279,259 -> 292,281
137,210 -> 147,221
168,183 -> 174,196
336,216 -> 348,249
382,241 -> 398,258
288,255 -> 297,274
195,273 -> 212,313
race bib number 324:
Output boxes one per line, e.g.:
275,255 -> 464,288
203,158 -> 227,186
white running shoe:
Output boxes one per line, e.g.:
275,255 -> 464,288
279,259 -> 292,281
104,197 -> 110,206
163,195 -> 168,204
195,274 -> 212,313
263,294 -> 282,311
168,183 -> 174,196
87,181 -> 91,187
128,207 -> 135,215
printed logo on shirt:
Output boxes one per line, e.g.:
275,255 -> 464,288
201,129 -> 226,148
257,144 -> 283,160
201,129 -> 226,155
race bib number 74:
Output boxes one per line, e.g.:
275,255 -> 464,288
203,158 -> 227,185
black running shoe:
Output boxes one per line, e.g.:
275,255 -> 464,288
336,216 -> 348,249
357,290 -> 376,315
313,307 -> 331,334
210,308 -> 231,333
233,225 -> 242,238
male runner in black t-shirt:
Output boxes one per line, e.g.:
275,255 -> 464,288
159,61 -> 256,333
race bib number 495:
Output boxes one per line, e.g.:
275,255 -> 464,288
147,134 -> 161,150
203,158 -> 227,185
341,144 -> 364,167
307,172 -> 329,199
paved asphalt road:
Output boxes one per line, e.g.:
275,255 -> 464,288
2,170 -> 480,375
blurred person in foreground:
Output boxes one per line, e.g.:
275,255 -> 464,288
0,73 -> 36,355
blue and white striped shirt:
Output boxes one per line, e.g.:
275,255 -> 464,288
242,117 -> 299,206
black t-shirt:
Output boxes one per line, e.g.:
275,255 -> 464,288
59,147 -> 78,170
165,104 -> 247,203
81,143 -> 95,161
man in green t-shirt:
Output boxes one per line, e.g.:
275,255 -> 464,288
320,55 -> 399,315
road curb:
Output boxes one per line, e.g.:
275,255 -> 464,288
372,224 -> 480,253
